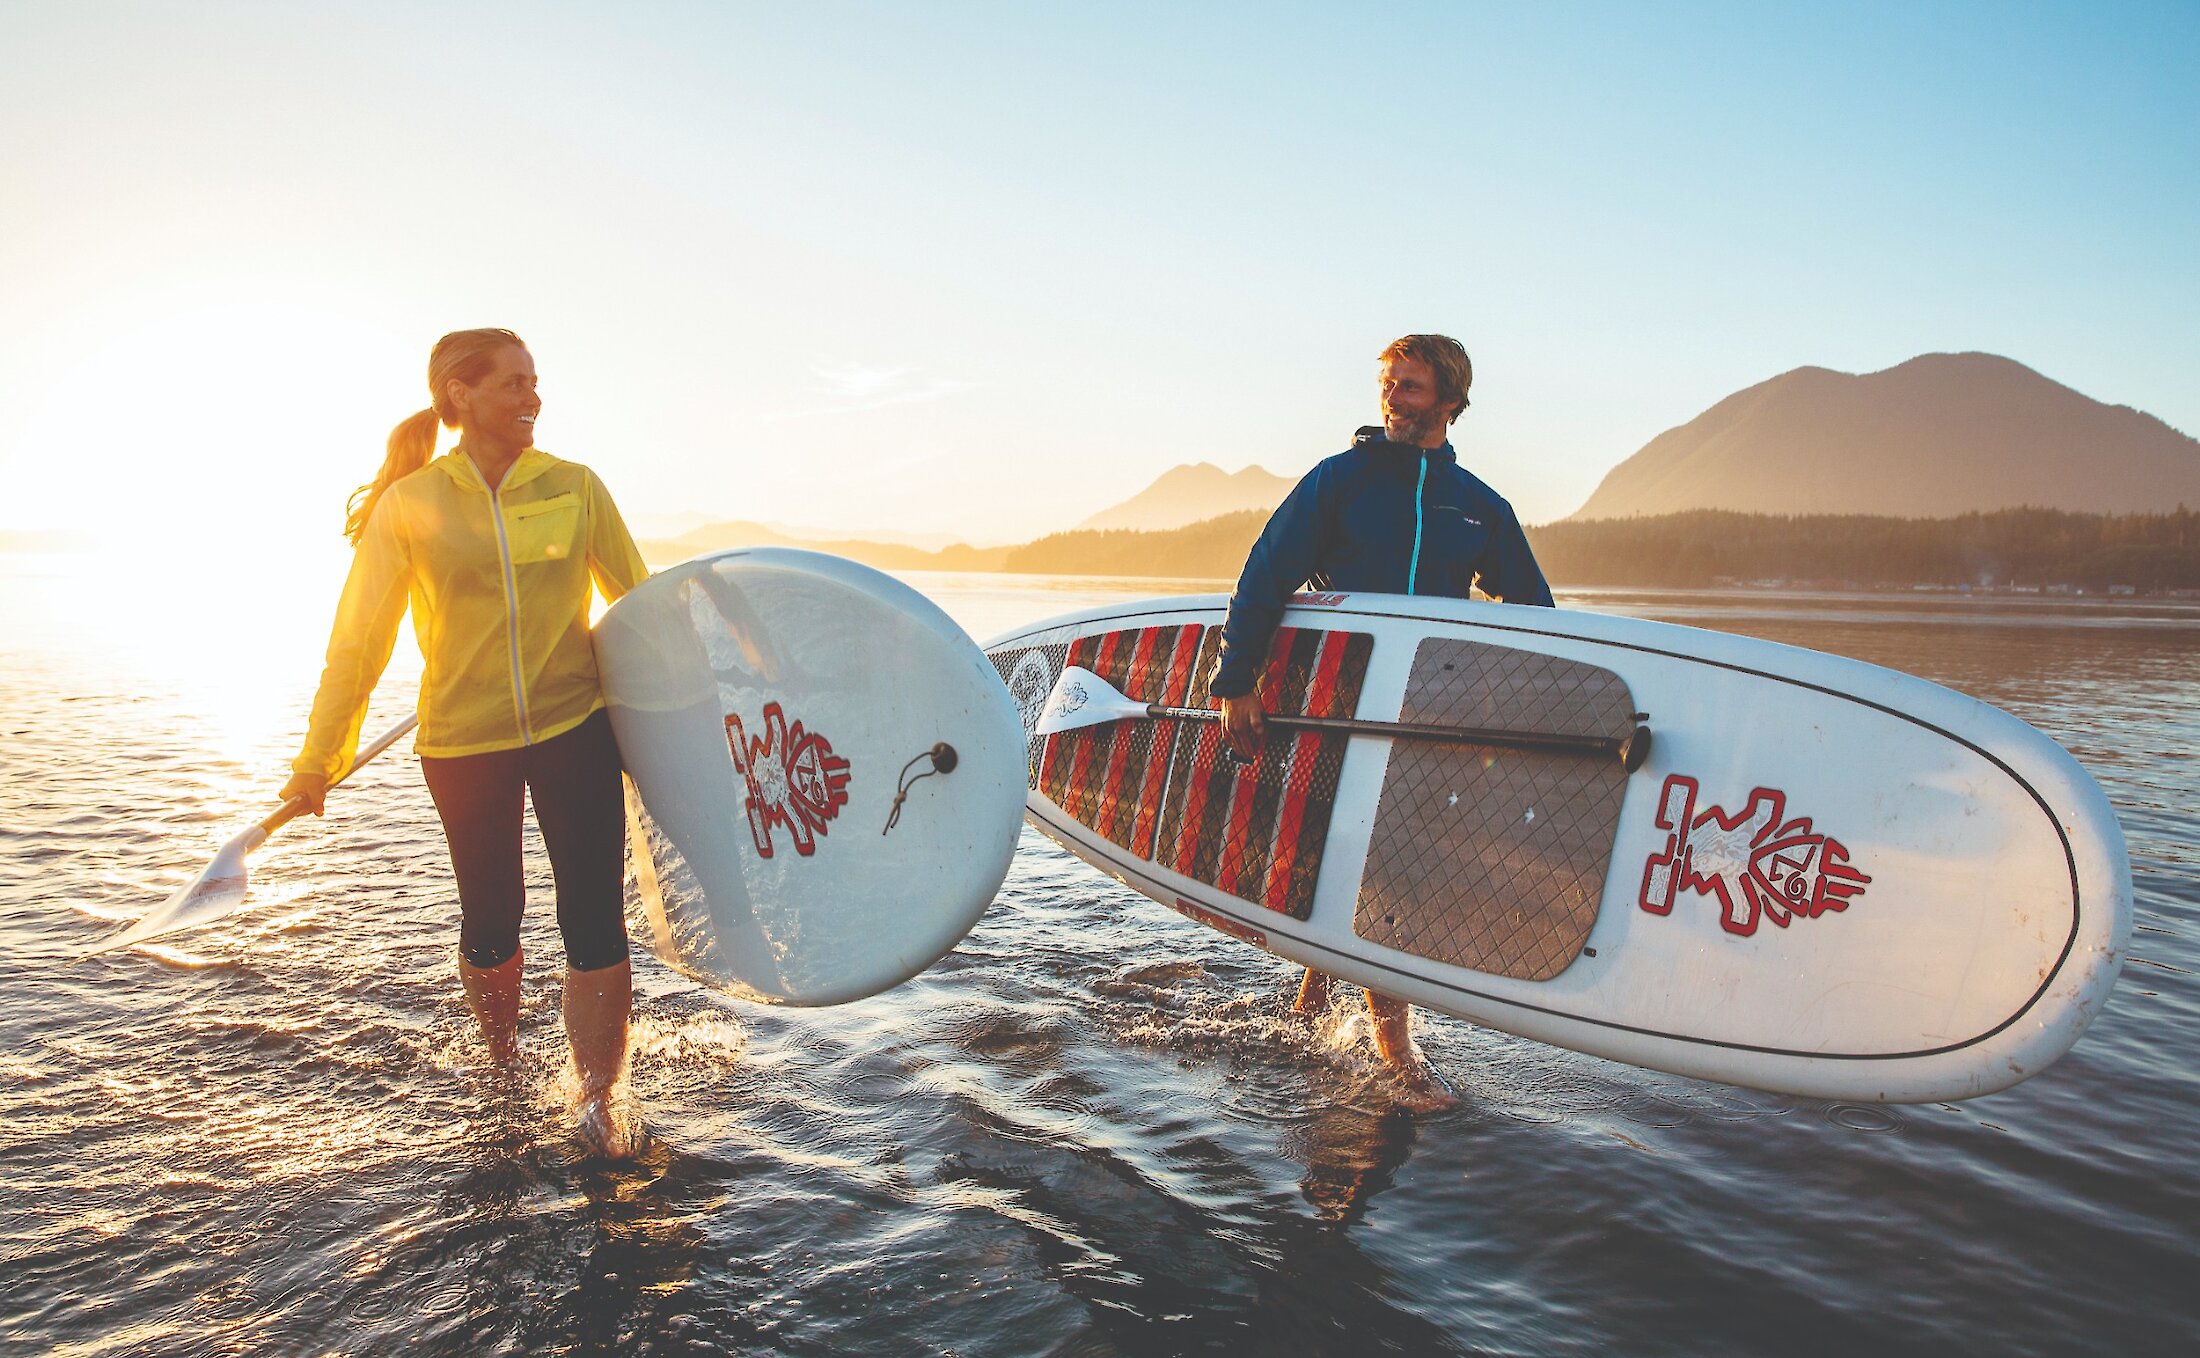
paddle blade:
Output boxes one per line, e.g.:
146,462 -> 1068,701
1033,665 -> 1150,736
78,825 -> 269,959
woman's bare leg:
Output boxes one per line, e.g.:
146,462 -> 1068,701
564,958 -> 635,1157
458,949 -> 523,1065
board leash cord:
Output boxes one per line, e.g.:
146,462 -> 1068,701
883,743 -> 960,834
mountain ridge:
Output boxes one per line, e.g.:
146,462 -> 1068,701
1570,352 -> 2200,520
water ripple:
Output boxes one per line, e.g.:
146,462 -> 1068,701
3,574 -> 2197,1356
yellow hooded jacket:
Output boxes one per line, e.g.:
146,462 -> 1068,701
293,448 -> 649,779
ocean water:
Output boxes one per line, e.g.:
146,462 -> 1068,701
2,558 -> 2195,1357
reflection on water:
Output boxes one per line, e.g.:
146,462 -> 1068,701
1286,1102 -> 1420,1225
2,559 -> 2196,1355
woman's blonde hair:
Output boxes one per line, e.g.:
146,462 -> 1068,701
344,328 -> 526,543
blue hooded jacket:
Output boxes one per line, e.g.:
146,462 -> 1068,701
1210,427 -> 1554,699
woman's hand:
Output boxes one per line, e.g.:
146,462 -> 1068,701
279,771 -> 329,817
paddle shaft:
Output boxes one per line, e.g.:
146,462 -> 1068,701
260,714 -> 419,835
1142,702 -> 1635,761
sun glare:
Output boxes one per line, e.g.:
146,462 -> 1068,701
1,298 -> 431,782
26,544 -> 416,782
9,298 -> 417,562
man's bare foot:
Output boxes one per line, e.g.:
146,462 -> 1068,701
1364,989 -> 1458,1108
1390,1059 -> 1460,1113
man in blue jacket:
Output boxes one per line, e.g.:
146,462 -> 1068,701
1212,334 -> 1553,1105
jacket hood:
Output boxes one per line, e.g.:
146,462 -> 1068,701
429,447 -> 555,494
1351,426 -> 1457,465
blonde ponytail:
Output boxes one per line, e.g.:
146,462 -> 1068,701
342,327 -> 527,545
345,408 -> 441,543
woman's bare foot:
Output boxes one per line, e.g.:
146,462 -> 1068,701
575,1090 -> 639,1159
565,960 -> 636,1157
459,951 -> 524,1066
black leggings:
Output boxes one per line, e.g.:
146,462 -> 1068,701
419,708 -> 630,973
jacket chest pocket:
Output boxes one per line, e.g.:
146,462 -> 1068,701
502,492 -> 582,564
1420,505 -> 1492,588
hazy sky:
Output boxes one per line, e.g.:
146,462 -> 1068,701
3,0 -> 2194,555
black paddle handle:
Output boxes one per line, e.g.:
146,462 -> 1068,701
1144,703 -> 1653,770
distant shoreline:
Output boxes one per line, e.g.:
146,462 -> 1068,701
16,509 -> 2193,599
643,506 -> 2200,598
862,570 -> 2199,606
0,531 -> 98,554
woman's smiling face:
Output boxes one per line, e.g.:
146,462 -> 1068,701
449,344 -> 539,453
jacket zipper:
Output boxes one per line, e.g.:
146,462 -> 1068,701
1407,454 -> 1427,595
486,471 -> 534,745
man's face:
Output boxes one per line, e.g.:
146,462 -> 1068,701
1380,355 -> 1454,447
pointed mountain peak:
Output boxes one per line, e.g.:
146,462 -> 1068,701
1078,462 -> 1294,533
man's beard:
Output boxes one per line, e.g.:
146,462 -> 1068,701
1386,411 -> 1447,447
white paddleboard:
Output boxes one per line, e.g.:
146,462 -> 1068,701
596,548 -> 1026,1005
984,591 -> 2131,1103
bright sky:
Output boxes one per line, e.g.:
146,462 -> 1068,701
3,0 -> 2195,563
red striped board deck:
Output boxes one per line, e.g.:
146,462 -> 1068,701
984,591 -> 2131,1104
1031,622 -> 1369,921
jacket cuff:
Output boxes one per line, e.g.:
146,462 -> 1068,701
1207,666 -> 1255,700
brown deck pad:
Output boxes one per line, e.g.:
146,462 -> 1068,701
1354,638 -> 1638,981
1012,623 -> 1372,921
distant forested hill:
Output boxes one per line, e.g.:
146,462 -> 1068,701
995,506 -> 2200,591
1528,508 -> 2200,590
1004,510 -> 1266,578
639,519 -> 1010,572
641,507 -> 2200,592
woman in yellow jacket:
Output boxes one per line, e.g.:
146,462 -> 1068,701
280,328 -> 649,1156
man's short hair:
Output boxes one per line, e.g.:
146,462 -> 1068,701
1380,334 -> 1473,423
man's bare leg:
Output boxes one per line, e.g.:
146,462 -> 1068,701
1292,967 -> 1336,1020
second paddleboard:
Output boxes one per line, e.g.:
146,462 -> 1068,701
598,548 -> 1027,1005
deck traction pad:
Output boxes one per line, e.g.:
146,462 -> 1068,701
1355,638 -> 1637,981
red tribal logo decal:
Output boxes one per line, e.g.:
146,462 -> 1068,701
725,703 -> 852,858
1639,774 -> 1871,936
